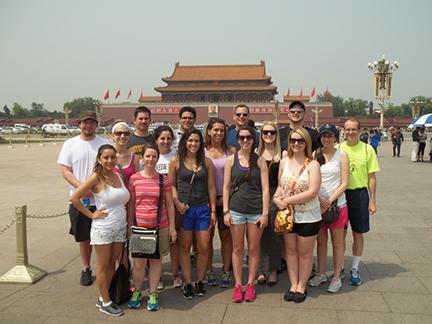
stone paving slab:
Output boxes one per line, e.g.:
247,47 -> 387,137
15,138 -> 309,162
0,140 -> 431,323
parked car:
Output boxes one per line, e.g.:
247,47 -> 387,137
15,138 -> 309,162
41,124 -> 73,136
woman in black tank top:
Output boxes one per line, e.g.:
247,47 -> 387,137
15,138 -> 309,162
256,121 -> 282,286
168,129 -> 216,298
222,125 -> 269,303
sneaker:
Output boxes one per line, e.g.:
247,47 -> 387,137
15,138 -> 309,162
327,268 -> 346,281
220,271 -> 232,288
127,289 -> 142,309
327,277 -> 342,293
244,283 -> 256,302
80,268 -> 92,286
309,264 -> 317,280
183,283 -> 194,299
350,268 -> 362,286
96,297 -> 102,308
157,278 -> 164,291
232,284 -> 243,303
99,302 -> 124,317
195,280 -> 206,296
308,273 -> 327,287
173,275 -> 183,288
206,270 -> 217,286
147,292 -> 160,311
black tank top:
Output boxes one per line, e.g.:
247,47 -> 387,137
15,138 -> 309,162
177,159 -> 209,206
229,153 -> 263,214
266,160 -> 280,196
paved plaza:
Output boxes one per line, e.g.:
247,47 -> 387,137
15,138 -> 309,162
0,138 -> 431,323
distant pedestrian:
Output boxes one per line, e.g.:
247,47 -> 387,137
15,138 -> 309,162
411,127 -> 420,162
359,128 -> 369,144
369,129 -> 381,154
390,127 -> 404,157
417,128 -> 427,162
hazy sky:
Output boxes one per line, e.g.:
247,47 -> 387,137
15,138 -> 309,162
1,0 -> 431,111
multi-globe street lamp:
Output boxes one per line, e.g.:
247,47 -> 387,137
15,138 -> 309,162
409,98 -> 424,119
368,55 -> 399,129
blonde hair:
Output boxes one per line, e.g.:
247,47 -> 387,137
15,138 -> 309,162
287,127 -> 313,159
257,121 -> 281,162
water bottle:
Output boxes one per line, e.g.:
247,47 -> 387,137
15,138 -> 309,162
82,198 -> 90,207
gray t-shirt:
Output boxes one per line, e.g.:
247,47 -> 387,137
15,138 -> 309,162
127,133 -> 154,154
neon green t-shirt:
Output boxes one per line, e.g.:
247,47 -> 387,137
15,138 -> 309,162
340,140 -> 380,189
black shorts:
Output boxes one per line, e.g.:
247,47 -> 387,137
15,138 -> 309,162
68,204 -> 95,242
345,188 -> 370,234
215,203 -> 229,232
291,220 -> 321,237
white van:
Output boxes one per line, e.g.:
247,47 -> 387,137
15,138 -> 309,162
41,124 -> 71,136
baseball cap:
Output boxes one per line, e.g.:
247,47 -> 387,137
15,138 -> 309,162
319,124 -> 338,137
79,111 -> 98,122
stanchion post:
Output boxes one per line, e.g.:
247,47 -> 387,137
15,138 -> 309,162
0,205 -> 47,284
8,134 -> 14,149
40,132 -> 44,146
24,130 -> 30,148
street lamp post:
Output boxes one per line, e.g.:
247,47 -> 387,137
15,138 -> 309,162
272,99 -> 280,123
311,107 -> 323,128
368,55 -> 399,129
409,99 -> 424,119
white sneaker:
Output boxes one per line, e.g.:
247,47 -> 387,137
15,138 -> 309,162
157,278 -> 164,291
327,277 -> 342,293
308,273 -> 327,287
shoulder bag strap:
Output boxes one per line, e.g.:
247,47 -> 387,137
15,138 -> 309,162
156,173 -> 164,228
288,159 -> 311,196
116,164 -> 128,186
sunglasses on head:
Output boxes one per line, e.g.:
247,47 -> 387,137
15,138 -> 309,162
238,135 -> 253,142
289,138 -> 305,145
114,131 -> 130,136
262,130 -> 276,136
236,113 -> 248,117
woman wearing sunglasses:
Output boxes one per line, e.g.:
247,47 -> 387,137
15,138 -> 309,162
223,125 -> 269,303
112,122 -> 140,183
256,121 -> 282,287
273,127 -> 321,303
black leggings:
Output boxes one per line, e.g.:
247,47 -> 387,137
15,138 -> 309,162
418,143 -> 426,156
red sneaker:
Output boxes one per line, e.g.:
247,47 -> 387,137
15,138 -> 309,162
232,284 -> 243,303
244,283 -> 256,302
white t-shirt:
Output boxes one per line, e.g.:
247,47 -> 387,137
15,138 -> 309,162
57,135 -> 110,205
156,149 -> 176,175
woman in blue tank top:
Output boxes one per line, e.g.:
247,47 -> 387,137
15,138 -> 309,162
223,125 -> 269,303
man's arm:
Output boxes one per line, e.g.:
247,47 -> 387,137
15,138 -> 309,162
368,172 -> 377,215
61,165 -> 81,189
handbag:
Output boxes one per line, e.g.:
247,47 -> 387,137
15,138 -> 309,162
129,173 -> 164,259
109,244 -> 131,304
274,159 -> 310,234
321,200 -> 340,224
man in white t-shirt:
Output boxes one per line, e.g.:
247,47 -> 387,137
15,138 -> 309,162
57,111 -> 110,286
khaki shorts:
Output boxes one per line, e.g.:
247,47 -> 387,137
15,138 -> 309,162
159,227 -> 170,257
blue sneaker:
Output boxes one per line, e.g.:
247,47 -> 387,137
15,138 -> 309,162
220,271 -> 232,288
350,268 -> 362,286
206,270 -> 217,286
147,292 -> 160,311
127,289 -> 142,309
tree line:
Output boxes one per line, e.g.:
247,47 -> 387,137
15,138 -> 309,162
1,94 -> 431,119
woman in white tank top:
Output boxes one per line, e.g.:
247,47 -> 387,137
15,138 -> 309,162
308,124 -> 349,293
70,144 -> 130,316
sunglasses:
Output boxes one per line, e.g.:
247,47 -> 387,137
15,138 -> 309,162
289,109 -> 304,114
238,135 -> 253,142
236,113 -> 248,117
262,130 -> 276,136
114,131 -> 130,136
181,116 -> 194,120
289,138 -> 305,145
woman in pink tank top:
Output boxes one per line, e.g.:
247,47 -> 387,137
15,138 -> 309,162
111,122 -> 139,183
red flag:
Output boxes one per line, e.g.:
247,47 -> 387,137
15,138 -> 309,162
103,89 -> 109,100
310,87 -> 315,98
287,87 -> 290,97
138,90 -> 143,101
299,88 -> 303,96
127,89 -> 132,99
114,89 -> 120,99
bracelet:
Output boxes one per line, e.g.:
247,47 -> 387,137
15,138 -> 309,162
223,210 -> 230,215
211,211 -> 216,214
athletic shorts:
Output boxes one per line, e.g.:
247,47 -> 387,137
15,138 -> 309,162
90,224 -> 127,245
68,204 -> 95,242
291,220 -> 321,237
158,227 -> 170,256
181,205 -> 211,231
345,188 -> 370,233
321,206 -> 349,230
229,210 -> 261,225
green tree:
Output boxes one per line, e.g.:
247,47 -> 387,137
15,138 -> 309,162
385,103 -> 403,117
30,102 -> 49,117
12,102 -> 30,117
63,97 -> 100,117
3,105 -> 11,117
342,98 -> 368,116
317,92 -> 345,116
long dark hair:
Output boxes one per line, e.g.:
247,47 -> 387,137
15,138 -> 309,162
236,125 -> 257,178
153,125 -> 174,144
178,128 -> 205,167
205,117 -> 228,152
93,144 -> 117,188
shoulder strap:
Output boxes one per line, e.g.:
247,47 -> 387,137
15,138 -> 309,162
156,173 -> 164,228
116,164 -> 128,186
288,159 -> 311,196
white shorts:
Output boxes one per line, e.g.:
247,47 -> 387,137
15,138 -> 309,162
90,224 -> 127,245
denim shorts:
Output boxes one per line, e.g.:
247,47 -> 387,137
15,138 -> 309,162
182,205 -> 211,231
229,210 -> 261,225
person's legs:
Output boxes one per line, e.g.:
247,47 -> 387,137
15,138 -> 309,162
80,240 -> 92,269
178,230 -> 193,284
316,228 -> 328,274
131,258 -> 147,291
195,230 -> 211,282
246,223 -> 263,285
94,244 -> 113,303
396,143 -> 401,157
296,235 -> 316,294
206,226 -> 215,273
219,229 -> 232,273
392,143 -> 397,157
230,224 -> 246,286
148,258 -> 162,293
108,242 -> 124,285
284,233 -> 298,292
330,228 -> 345,279
352,232 -> 364,259
170,241 -> 181,278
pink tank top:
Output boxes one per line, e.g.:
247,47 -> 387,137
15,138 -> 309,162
114,153 -> 136,181
205,148 -> 228,196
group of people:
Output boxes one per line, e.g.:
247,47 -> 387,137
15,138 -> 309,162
58,101 -> 380,316
411,126 -> 430,162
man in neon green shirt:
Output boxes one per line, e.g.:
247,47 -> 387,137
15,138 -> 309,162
340,118 -> 380,286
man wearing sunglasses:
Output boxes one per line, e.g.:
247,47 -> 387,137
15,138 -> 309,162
279,101 -> 319,153
227,104 -> 260,149
57,111 -> 110,286
127,106 -> 154,154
